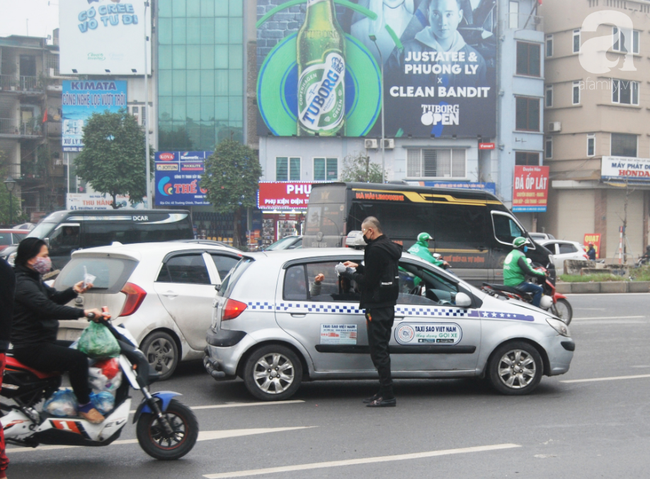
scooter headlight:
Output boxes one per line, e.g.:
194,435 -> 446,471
546,317 -> 570,337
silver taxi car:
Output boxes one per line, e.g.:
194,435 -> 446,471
204,249 -> 574,401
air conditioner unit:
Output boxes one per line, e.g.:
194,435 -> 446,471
54,159 -> 64,166
49,68 -> 55,77
382,138 -> 395,149
364,138 -> 378,149
548,122 -> 562,132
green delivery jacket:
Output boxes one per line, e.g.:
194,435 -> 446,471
503,249 -> 545,287
407,240 -> 445,267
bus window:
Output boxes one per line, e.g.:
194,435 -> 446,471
492,212 -> 524,245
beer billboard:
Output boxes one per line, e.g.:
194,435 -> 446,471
256,0 -> 497,138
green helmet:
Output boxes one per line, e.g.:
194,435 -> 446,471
513,236 -> 530,248
417,232 -> 432,243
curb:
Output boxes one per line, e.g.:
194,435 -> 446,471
556,281 -> 650,294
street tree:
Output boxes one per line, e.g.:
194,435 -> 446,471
74,109 -> 152,208
340,152 -> 385,183
201,139 -> 262,248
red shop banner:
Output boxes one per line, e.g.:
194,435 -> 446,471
512,166 -> 549,213
258,181 -> 313,210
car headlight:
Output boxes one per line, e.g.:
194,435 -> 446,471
546,317 -> 570,337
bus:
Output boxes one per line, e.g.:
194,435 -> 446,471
303,182 -> 554,285
1,209 -> 193,270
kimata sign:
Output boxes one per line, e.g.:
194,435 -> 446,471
258,182 -> 313,210
59,0 -> 151,75
512,165 -> 549,213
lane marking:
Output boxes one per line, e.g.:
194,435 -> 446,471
203,443 -> 522,478
566,293 -> 650,297
5,427 -> 314,453
561,374 -> 650,384
191,400 -> 305,410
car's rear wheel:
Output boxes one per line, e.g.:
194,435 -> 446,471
243,345 -> 302,401
141,331 -> 179,381
488,341 -> 543,395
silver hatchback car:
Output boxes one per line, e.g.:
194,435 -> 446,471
204,249 -> 575,400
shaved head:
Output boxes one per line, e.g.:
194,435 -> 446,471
362,216 -> 383,234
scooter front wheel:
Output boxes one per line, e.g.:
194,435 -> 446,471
553,299 -> 573,326
136,398 -> 198,460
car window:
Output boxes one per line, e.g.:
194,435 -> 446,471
0,233 -> 10,246
398,262 -> 460,307
559,243 -> 577,254
492,213 -> 524,245
305,261 -> 361,302
156,254 -> 210,285
283,265 -> 308,300
209,254 -> 239,281
543,242 -> 557,254
217,258 -> 253,297
49,225 -> 80,254
56,256 -> 138,293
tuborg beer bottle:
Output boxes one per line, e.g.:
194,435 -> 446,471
297,0 -> 346,136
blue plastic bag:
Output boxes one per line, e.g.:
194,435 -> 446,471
44,389 -> 78,417
89,391 -> 115,415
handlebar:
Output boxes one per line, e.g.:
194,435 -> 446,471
86,306 -> 111,323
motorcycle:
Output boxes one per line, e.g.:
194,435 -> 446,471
0,309 -> 198,460
481,266 -> 573,325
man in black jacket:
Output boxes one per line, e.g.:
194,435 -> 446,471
343,217 -> 402,407
0,257 -> 15,478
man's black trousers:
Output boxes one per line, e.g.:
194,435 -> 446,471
365,307 -> 395,398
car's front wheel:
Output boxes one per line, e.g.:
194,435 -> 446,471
141,331 -> 179,381
488,341 -> 543,395
243,345 -> 302,401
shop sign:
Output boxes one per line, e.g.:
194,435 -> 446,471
154,151 -> 212,206
258,181 -> 313,209
601,156 -> 650,181
512,165 -> 549,213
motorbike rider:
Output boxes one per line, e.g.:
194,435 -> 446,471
407,232 -> 450,268
503,236 -> 546,307
11,238 -> 105,424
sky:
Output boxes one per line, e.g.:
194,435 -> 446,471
0,0 -> 59,39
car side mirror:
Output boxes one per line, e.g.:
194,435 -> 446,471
455,292 -> 472,308
214,283 -> 221,291
44,237 -> 50,246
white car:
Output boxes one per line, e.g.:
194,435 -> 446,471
529,232 -> 555,242
54,242 -> 242,379
539,240 -> 589,275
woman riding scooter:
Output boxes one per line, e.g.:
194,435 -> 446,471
11,238 -> 105,424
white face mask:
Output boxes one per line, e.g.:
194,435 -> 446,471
32,256 -> 52,274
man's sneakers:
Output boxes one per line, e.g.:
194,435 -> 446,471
78,402 -> 105,424
366,396 -> 396,408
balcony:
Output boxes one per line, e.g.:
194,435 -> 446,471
0,75 -> 41,93
0,118 -> 43,138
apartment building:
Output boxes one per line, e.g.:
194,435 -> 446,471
540,0 -> 650,260
0,34 -> 65,220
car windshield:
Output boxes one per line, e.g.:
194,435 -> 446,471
266,236 -> 298,251
56,256 -> 138,293
27,221 -> 57,240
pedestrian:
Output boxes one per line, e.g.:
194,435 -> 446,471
0,256 -> 15,479
342,217 -> 402,407
586,242 -> 596,261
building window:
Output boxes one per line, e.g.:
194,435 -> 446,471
546,34 -> 553,57
612,27 -> 640,54
515,97 -> 540,132
545,137 -> 553,159
516,42 -> 541,77
314,157 -> 338,181
587,134 -> 595,157
612,79 -> 639,105
276,157 -> 301,181
572,81 -> 581,105
407,149 -> 466,178
545,85 -> 553,108
573,29 -> 581,53
516,152 -> 540,165
509,1 -> 519,29
611,133 -> 637,157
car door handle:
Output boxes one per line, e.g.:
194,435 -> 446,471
395,316 -> 405,321
162,291 -> 178,298
290,313 -> 306,318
